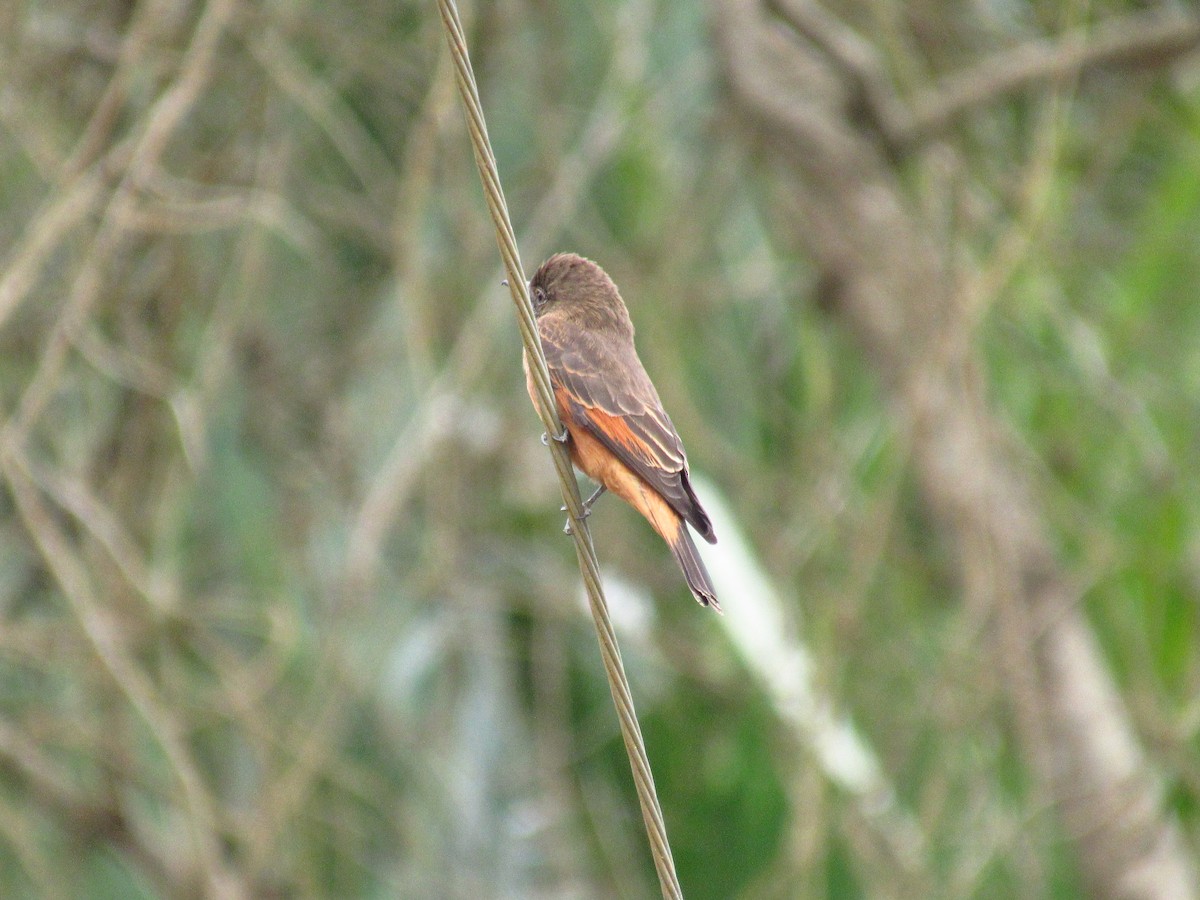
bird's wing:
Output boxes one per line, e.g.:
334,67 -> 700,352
539,316 -> 715,542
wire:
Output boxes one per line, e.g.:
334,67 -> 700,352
434,1 -> 683,896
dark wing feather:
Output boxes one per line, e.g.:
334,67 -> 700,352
539,316 -> 715,542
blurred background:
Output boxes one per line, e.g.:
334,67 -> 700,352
0,0 -> 1198,897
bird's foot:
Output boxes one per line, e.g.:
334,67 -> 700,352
562,485 -> 606,535
541,428 -> 569,446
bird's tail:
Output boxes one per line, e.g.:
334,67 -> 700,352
668,523 -> 721,613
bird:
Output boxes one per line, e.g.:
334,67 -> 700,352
523,253 -> 720,611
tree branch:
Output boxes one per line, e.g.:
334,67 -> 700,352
766,1 -> 1200,152
905,10 -> 1200,145
712,1 -> 1199,896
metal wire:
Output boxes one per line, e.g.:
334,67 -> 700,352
434,1 -> 683,896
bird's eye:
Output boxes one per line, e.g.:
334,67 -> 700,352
533,286 -> 548,309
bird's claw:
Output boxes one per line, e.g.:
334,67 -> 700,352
561,485 -> 606,536
541,428 -> 569,446
561,503 -> 592,535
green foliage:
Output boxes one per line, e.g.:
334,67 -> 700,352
0,0 -> 1196,897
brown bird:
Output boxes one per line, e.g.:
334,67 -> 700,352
523,253 -> 720,611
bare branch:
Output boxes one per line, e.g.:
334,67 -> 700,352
767,1 -> 1200,152
905,10 -> 1200,145
0,439 -> 245,899
766,0 -> 909,147
713,0 -> 1200,895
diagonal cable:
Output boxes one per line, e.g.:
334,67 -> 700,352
433,1 -> 683,896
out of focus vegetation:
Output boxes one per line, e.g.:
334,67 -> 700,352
0,0 -> 1196,897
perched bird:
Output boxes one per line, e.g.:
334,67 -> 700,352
523,253 -> 720,611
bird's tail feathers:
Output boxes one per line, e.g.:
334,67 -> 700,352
668,525 -> 721,613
